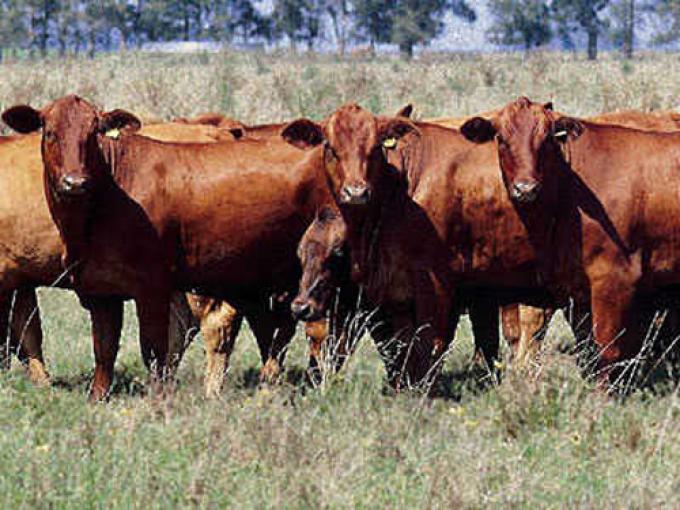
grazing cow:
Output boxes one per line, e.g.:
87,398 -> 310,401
2,96 -> 334,400
282,104 -> 561,389
460,97 -> 680,386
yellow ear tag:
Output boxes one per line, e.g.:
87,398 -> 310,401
382,137 -> 397,149
105,128 -> 121,139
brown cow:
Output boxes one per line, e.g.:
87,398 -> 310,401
0,127 -> 234,391
2,95 -> 333,400
460,97 -> 680,387
293,204 -> 553,373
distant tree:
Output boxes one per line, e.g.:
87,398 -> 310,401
24,0 -> 59,57
54,0 -> 80,56
0,0 -> 29,61
552,0 -> 609,60
272,0 -> 306,51
326,0 -> 351,56
352,0 -> 395,53
649,0 -> 680,44
391,0 -> 476,58
487,0 -> 552,51
608,0 -> 640,58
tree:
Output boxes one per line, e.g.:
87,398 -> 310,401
272,0 -> 306,51
649,0 -> 680,44
487,0 -> 552,51
25,0 -> 59,57
0,0 -> 29,61
391,0 -> 476,58
608,0 -> 639,58
326,0 -> 351,56
352,0 -> 395,53
552,0 -> 609,60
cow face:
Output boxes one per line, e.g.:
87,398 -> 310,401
282,104 -> 419,209
2,95 -> 140,199
460,97 -> 583,203
292,207 -> 350,322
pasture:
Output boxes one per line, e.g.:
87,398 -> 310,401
0,51 -> 678,508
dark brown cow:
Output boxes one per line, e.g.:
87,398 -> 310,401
460,97 -> 680,386
2,95 -> 333,400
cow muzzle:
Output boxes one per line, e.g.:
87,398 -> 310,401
291,299 -> 322,322
58,174 -> 90,197
340,185 -> 371,206
510,181 -> 540,203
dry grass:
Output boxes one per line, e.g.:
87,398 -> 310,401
0,51 -> 678,508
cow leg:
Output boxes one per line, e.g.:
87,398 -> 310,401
305,319 -> 329,385
245,301 -> 297,384
589,283 -> 640,390
136,292 -> 170,391
0,292 -> 14,370
167,292 -> 200,374
517,305 -> 552,363
11,288 -> 49,385
200,301 -> 242,398
405,274 -> 455,390
501,303 -> 521,359
81,295 -> 123,402
469,299 -> 500,370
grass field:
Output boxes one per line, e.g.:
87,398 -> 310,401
0,51 -> 679,508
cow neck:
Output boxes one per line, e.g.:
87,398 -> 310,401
98,134 -> 136,191
343,175 -> 409,295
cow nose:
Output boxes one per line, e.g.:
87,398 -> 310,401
340,185 -> 371,205
510,181 -> 540,203
291,300 -> 313,321
59,175 -> 89,196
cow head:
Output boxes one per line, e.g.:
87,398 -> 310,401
281,103 -> 420,209
292,206 -> 350,322
2,95 -> 141,199
460,97 -> 583,203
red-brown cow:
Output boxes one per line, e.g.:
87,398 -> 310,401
460,97 -> 680,387
2,95 -> 332,400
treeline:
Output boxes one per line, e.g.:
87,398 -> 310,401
0,0 -> 679,61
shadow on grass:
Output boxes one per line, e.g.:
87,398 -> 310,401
51,367 -> 148,398
232,365 -> 310,391
430,363 -> 498,402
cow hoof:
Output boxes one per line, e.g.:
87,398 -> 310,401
26,359 -> 50,386
259,358 -> 282,385
204,376 -> 224,399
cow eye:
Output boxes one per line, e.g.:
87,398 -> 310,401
324,142 -> 338,161
331,246 -> 345,258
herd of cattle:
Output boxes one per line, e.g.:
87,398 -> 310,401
1,93 -> 679,401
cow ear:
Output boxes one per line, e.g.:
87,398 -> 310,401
99,109 -> 142,135
460,116 -> 496,144
553,117 -> 584,143
395,104 -> 413,118
2,105 -> 43,134
544,101 -> 554,111
380,118 -> 419,142
281,119 -> 325,150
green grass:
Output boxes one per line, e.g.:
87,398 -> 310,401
0,50 -> 679,508
0,289 -> 677,508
